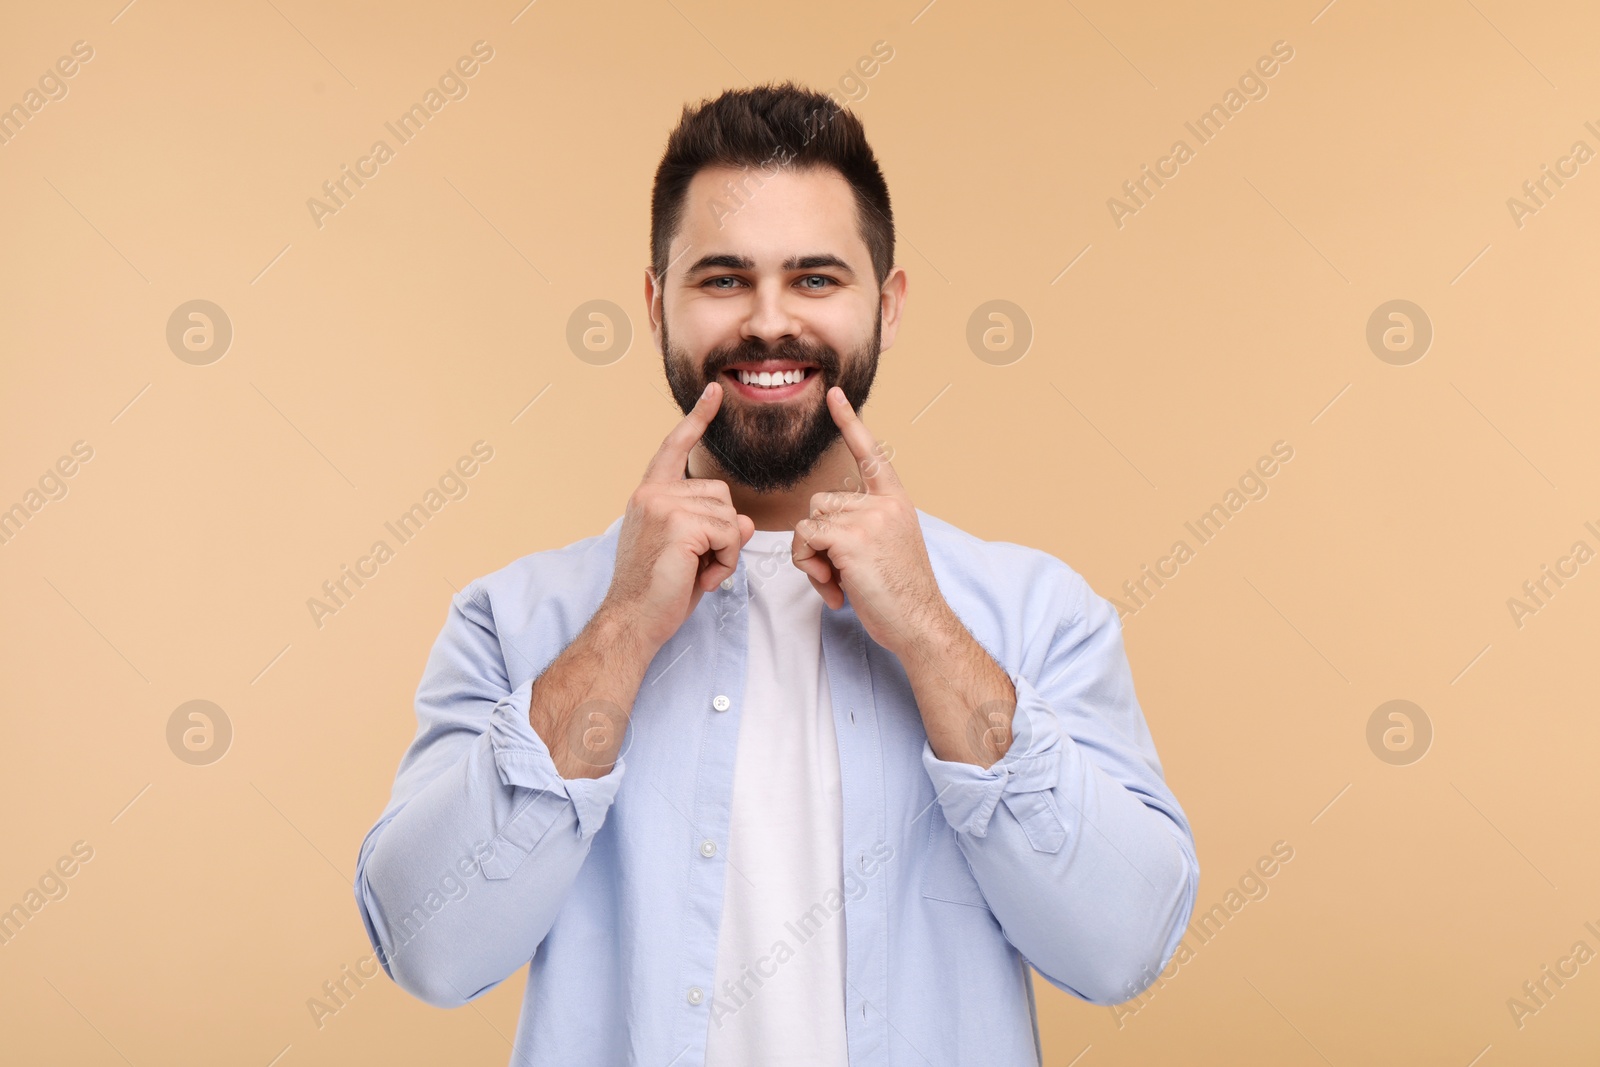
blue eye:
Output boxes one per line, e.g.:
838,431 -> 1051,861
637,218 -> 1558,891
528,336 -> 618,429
799,275 -> 835,289
704,276 -> 742,289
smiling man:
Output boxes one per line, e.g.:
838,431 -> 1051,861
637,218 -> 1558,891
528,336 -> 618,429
355,83 -> 1198,1066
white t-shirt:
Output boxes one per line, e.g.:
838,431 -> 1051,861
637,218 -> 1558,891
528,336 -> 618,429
704,528 -> 849,1065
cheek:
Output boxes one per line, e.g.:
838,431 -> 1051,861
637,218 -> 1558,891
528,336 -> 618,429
674,293 -> 751,341
809,302 -> 875,353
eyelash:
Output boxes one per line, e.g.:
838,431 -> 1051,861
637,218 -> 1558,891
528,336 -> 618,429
702,275 -> 836,290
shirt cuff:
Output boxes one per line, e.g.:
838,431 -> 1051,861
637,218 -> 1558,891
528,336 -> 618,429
920,672 -> 1067,852
487,677 -> 626,840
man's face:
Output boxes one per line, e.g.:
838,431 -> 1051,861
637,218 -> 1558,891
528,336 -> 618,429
651,164 -> 901,493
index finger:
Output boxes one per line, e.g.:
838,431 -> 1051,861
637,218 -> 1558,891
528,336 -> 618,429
644,380 -> 723,482
826,385 -> 901,493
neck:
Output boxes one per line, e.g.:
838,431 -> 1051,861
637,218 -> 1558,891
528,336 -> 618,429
686,438 -> 862,532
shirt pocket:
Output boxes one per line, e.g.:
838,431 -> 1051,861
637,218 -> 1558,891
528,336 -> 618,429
920,814 -> 990,908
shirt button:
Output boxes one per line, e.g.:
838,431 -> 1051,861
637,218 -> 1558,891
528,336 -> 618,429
720,576 -> 734,591
712,694 -> 731,712
687,986 -> 704,1005
700,839 -> 717,858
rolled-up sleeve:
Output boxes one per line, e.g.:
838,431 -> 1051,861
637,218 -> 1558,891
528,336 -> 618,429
354,582 -> 624,1009
487,677 -> 625,843
921,571 -> 1199,1006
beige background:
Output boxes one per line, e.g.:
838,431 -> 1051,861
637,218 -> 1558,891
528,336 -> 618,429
2,0 -> 1597,1063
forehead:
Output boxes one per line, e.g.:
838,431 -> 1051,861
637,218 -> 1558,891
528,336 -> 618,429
673,164 -> 866,268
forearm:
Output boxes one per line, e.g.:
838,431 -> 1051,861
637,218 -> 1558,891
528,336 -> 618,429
895,605 -> 1017,769
920,660 -> 1198,1006
531,601 -> 659,779
956,736 -> 1197,1004
355,587 -> 636,1007
357,723 -> 595,1007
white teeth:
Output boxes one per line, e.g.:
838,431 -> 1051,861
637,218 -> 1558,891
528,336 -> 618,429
736,368 -> 807,387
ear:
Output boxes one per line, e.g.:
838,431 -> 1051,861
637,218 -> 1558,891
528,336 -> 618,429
877,265 -> 908,354
644,266 -> 665,353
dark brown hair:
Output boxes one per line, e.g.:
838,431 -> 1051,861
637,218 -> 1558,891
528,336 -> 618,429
650,81 -> 894,289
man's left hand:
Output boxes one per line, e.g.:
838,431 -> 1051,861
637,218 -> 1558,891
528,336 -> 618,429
791,386 -> 953,659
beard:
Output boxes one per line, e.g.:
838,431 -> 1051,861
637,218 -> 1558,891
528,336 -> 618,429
662,315 -> 881,493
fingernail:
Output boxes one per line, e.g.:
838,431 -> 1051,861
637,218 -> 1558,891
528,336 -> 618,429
702,382 -> 714,399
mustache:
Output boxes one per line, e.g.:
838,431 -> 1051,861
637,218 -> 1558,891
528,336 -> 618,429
701,337 -> 840,380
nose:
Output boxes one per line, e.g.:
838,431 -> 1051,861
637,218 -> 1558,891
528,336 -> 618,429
739,280 -> 803,349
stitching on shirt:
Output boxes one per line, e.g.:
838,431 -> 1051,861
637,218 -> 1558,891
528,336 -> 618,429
863,624 -> 889,900
485,787 -> 564,879
1012,791 -> 1066,854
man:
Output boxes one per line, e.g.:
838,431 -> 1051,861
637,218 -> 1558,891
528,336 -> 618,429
355,82 -> 1197,1066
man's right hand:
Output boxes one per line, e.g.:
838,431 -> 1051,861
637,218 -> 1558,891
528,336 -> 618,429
601,381 -> 755,652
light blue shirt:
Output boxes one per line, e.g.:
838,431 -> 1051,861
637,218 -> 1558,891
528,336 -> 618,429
354,508 -> 1199,1065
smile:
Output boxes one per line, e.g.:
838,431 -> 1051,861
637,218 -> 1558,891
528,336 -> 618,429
720,362 -> 818,401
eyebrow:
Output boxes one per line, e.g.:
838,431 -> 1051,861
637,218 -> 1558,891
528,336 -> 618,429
683,252 -> 857,278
